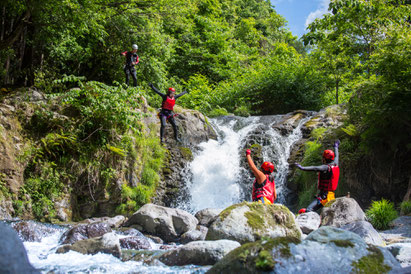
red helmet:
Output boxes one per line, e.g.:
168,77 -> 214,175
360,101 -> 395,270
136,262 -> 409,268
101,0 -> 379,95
261,161 -> 274,174
323,150 -> 335,160
168,87 -> 175,93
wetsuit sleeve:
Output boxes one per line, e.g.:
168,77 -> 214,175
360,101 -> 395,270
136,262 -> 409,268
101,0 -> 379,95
299,165 -> 329,172
150,85 -> 166,99
174,90 -> 188,99
134,55 -> 139,65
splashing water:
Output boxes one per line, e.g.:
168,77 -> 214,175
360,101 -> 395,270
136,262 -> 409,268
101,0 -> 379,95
180,114 -> 311,213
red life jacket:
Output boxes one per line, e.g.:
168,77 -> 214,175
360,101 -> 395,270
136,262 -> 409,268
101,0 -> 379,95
252,175 -> 275,204
162,96 -> 175,111
318,164 -> 340,192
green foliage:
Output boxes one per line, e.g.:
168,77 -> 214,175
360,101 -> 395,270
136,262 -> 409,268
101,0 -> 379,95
19,162 -> 66,220
400,201 -> 411,216
366,199 -> 398,230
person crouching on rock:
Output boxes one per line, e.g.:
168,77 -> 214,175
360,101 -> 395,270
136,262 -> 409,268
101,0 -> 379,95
246,149 -> 276,204
295,140 -> 340,213
149,83 -> 189,144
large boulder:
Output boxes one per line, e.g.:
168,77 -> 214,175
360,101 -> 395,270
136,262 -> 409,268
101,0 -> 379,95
158,239 -> 240,266
296,212 -> 321,234
123,203 -> 198,242
0,222 -> 39,273
206,202 -> 301,244
320,197 -> 366,227
208,226 -> 402,273
59,222 -> 112,244
341,221 -> 385,246
56,232 -> 121,258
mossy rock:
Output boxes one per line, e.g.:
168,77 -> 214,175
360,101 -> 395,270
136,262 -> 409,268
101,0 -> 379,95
206,202 -> 302,244
208,237 -> 300,273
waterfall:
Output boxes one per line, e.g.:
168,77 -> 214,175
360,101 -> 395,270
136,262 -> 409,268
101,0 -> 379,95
178,114 -> 311,213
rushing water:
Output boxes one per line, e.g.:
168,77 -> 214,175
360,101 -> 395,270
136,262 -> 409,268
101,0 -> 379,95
18,222 -> 210,273
178,114 -> 310,213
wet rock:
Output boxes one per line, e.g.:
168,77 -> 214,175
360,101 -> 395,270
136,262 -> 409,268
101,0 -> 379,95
296,212 -> 321,234
57,232 -> 121,258
120,236 -> 151,250
59,222 -> 112,244
159,240 -> 240,266
0,222 -> 39,273
195,208 -> 223,227
206,202 -> 301,244
320,197 -> 366,227
123,203 -> 198,242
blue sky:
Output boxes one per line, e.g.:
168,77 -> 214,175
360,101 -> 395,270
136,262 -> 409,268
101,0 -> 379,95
270,0 -> 330,37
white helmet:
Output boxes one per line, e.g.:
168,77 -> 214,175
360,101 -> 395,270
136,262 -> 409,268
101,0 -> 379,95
132,44 -> 138,50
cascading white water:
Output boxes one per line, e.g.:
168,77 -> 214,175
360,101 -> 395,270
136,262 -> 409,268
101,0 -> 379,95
180,114 -> 311,213
183,116 -> 261,213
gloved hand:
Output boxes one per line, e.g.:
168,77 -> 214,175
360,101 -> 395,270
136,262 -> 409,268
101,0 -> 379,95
149,83 -> 153,88
295,163 -> 302,169
334,139 -> 340,148
246,149 -> 251,156
186,90 -> 190,94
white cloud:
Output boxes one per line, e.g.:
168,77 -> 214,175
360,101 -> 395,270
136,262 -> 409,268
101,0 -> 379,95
305,0 -> 330,28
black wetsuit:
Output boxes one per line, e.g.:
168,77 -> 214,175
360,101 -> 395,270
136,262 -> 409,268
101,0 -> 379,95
123,51 -> 139,87
299,145 -> 339,212
150,85 -> 187,142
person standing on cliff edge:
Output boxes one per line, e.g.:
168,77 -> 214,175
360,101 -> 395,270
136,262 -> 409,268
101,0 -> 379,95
121,44 -> 139,87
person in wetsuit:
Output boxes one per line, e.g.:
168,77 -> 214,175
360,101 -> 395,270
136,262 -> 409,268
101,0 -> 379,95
296,140 -> 340,213
149,83 -> 188,144
121,44 -> 139,87
246,149 -> 276,204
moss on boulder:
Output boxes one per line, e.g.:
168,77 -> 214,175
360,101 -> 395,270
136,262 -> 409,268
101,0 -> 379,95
206,202 -> 302,244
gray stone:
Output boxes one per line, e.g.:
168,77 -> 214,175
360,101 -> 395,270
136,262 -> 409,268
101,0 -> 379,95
180,226 -> 208,244
123,203 -> 198,242
159,239 -> 240,266
296,211 -> 321,234
320,197 -> 366,227
56,232 -> 121,258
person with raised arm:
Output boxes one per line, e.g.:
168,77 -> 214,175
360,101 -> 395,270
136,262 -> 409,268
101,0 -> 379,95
246,149 -> 276,204
296,140 -> 340,213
